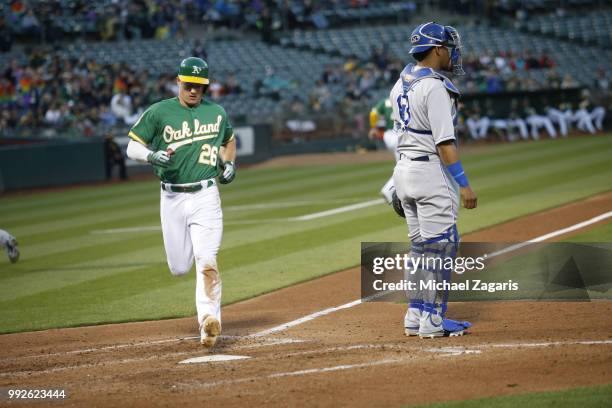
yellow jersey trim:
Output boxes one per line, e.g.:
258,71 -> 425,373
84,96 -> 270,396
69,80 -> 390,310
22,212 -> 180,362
128,131 -> 147,145
178,75 -> 209,85
222,134 -> 235,146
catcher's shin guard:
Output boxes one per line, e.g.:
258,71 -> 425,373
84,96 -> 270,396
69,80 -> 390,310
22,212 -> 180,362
416,225 -> 471,338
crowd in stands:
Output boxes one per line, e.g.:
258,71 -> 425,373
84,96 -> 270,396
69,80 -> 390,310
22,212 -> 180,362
1,1 -> 610,138
1,0 -> 407,49
2,40 -> 609,137
0,49 -> 178,136
289,44 -> 583,118
3,0 -> 192,47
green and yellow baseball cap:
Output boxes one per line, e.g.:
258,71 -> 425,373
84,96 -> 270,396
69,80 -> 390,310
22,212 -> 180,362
178,57 -> 209,85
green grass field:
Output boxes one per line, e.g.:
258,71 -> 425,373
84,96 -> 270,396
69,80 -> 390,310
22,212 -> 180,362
412,384 -> 612,408
0,135 -> 611,333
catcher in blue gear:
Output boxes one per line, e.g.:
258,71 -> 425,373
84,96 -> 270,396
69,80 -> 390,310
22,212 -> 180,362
391,22 -> 477,338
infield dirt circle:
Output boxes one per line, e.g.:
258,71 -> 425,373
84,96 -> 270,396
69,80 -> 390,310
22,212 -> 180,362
1,192 -> 611,407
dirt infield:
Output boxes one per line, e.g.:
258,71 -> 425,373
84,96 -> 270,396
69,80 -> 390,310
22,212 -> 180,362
1,192 -> 611,407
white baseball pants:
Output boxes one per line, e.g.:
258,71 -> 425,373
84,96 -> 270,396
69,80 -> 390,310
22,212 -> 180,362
160,184 -> 223,327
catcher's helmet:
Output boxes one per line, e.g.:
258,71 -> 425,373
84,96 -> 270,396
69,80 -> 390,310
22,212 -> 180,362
409,22 -> 464,75
178,57 -> 209,84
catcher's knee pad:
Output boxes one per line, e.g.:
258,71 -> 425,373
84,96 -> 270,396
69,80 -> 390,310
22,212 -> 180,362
423,225 -> 459,257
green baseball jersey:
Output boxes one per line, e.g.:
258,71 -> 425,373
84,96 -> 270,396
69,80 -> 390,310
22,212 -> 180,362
373,98 -> 394,130
129,97 -> 234,184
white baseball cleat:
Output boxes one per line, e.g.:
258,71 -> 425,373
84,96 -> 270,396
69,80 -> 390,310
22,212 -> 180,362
418,317 -> 471,339
404,327 -> 420,336
404,305 -> 422,336
200,315 -> 221,349
6,237 -> 19,264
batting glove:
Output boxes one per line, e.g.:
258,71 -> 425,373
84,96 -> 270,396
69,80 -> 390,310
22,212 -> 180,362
147,150 -> 172,168
219,161 -> 236,184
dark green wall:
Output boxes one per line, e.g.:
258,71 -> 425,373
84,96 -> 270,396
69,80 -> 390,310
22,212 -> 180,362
0,140 -> 106,192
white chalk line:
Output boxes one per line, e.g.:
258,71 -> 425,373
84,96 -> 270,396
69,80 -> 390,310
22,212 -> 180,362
282,339 -> 612,359
17,208 -> 609,373
2,336 -> 305,362
252,299 -> 362,337
0,338 -> 309,378
176,339 -> 612,389
226,199 -> 366,212
485,210 -> 612,258
91,198 -> 387,233
176,358 -> 404,390
290,198 -> 385,221
4,338 -> 610,379
251,210 -> 612,337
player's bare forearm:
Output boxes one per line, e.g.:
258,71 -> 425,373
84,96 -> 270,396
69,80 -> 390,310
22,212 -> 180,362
436,140 -> 477,209
436,140 -> 460,165
221,138 -> 237,163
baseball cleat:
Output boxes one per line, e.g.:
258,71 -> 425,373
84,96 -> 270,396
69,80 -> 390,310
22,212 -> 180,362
419,319 -> 471,339
6,238 -> 19,264
404,327 -> 419,336
200,315 -> 221,349
404,303 -> 422,336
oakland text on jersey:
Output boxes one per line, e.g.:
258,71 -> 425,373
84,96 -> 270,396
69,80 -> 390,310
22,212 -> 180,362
163,115 -> 223,143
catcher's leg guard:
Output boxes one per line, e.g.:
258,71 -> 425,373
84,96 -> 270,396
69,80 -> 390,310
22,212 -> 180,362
416,225 -> 471,338
404,240 -> 424,336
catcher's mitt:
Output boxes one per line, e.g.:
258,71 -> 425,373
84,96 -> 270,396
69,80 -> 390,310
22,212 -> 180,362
391,191 -> 405,218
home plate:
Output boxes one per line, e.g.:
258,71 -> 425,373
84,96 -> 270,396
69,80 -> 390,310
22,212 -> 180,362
179,355 -> 251,364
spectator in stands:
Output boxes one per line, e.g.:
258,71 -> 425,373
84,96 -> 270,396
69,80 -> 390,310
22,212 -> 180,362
485,69 -> 503,93
43,102 -> 62,125
371,45 -> 390,70
358,68 -> 376,97
594,68 -> 609,94
0,77 -> 15,104
309,80 -> 331,113
259,7 -> 273,43
21,9 -> 42,40
192,39 -> 208,60
110,90 -> 134,125
208,78 -> 225,100
539,52 -> 555,69
321,65 -> 341,84
524,50 -> 540,69
99,105 -> 117,127
224,73 -> 243,95
99,7 -> 119,41
0,15 -> 13,52
285,97 -> 316,133
545,69 -> 562,89
561,74 -> 579,89
261,65 -> 290,100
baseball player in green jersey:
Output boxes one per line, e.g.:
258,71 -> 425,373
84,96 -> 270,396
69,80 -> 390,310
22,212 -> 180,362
368,98 -> 399,203
126,57 -> 236,349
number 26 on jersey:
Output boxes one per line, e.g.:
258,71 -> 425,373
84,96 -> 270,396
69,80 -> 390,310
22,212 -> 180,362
199,144 -> 218,166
